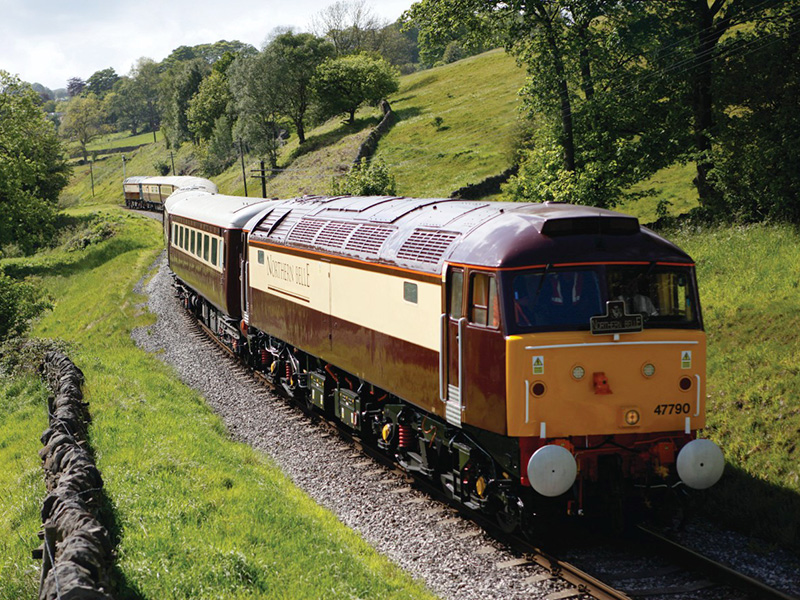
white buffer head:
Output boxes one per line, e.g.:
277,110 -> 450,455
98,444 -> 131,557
527,444 -> 577,497
676,438 -> 725,490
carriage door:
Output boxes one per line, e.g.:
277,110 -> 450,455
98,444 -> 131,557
442,267 -> 466,426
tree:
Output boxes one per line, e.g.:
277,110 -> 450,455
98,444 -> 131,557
330,158 -> 396,195
0,71 -> 70,254
264,32 -> 335,144
129,58 -> 163,142
229,52 -> 287,168
60,94 -> 106,161
312,53 -> 399,124
709,3 -> 800,221
86,67 -> 119,97
66,76 -> 86,97
312,0 -> 383,56
106,76 -> 147,135
161,59 -> 207,146
187,70 -> 232,142
163,40 -> 257,68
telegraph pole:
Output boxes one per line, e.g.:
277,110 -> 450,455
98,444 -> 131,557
170,151 -> 176,175
250,160 -> 268,198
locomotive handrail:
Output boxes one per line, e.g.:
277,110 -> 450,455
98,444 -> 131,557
458,317 -> 467,410
694,374 -> 701,417
439,314 -> 447,403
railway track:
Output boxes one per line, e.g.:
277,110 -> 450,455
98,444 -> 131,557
178,304 -> 797,600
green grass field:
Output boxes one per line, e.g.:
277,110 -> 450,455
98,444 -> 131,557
376,48 -> 526,198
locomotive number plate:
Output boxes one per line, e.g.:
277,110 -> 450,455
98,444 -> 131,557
653,403 -> 691,415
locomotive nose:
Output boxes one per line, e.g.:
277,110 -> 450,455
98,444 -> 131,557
676,439 -> 725,489
527,445 -> 578,497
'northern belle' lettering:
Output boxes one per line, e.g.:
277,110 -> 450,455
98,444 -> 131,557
266,255 -> 311,288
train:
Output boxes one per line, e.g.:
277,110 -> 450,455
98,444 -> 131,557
129,175 -> 725,532
123,175 -> 218,212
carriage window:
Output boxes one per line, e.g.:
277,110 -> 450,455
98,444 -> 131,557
211,238 -> 218,266
219,240 -> 225,266
449,269 -> 464,319
203,234 -> 209,261
190,230 -> 195,254
469,272 -> 499,328
173,224 -> 177,243
183,227 -> 188,250
178,226 -> 183,248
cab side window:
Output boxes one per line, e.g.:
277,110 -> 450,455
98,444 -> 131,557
469,272 -> 499,328
449,269 -> 464,319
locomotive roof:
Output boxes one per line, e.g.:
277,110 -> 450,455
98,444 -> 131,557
168,192 -> 281,229
244,195 -> 693,274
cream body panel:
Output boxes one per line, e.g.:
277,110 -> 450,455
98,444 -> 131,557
248,246 -> 440,351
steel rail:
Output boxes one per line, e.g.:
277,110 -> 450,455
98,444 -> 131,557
637,525 -> 799,600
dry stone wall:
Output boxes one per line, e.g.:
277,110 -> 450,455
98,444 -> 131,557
36,351 -> 113,600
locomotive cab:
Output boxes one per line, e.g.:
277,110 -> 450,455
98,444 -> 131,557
488,218 -> 724,515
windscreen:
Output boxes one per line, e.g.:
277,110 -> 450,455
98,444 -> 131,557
507,264 -> 700,333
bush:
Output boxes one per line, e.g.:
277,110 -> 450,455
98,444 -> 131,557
330,158 -> 396,196
153,159 -> 171,176
0,271 -> 51,342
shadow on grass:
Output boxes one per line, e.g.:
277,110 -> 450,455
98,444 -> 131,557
3,237 -> 148,280
394,106 -> 423,121
96,489 -> 146,600
403,73 -> 439,93
284,115 -> 381,164
699,464 -> 800,554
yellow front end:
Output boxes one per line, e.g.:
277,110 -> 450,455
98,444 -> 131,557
506,329 -> 706,439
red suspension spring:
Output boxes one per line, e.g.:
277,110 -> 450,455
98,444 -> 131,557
285,362 -> 291,379
260,349 -> 268,364
397,424 -> 412,449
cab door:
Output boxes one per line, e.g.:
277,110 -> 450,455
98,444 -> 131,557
442,267 -> 466,426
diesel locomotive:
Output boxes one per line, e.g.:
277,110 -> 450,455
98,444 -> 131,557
138,177 -> 725,531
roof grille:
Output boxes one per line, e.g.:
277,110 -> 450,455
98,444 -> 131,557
316,221 -> 358,250
397,229 -> 459,264
255,208 -> 289,234
287,219 -> 326,245
345,225 -> 393,255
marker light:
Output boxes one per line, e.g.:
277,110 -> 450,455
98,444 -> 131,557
572,366 -> 585,380
642,363 -> 656,377
531,382 -> 546,397
625,409 -> 640,426
679,377 -> 693,391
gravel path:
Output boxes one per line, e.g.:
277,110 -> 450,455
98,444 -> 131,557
132,253 -> 580,600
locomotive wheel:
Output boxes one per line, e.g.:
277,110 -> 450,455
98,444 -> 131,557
494,494 -> 524,534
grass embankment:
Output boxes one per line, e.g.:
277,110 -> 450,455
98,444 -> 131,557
0,374 -> 49,599
376,48 -> 526,197
0,208 -> 434,598
671,224 -> 800,547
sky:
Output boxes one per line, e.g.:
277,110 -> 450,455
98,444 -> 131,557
0,0 -> 414,91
